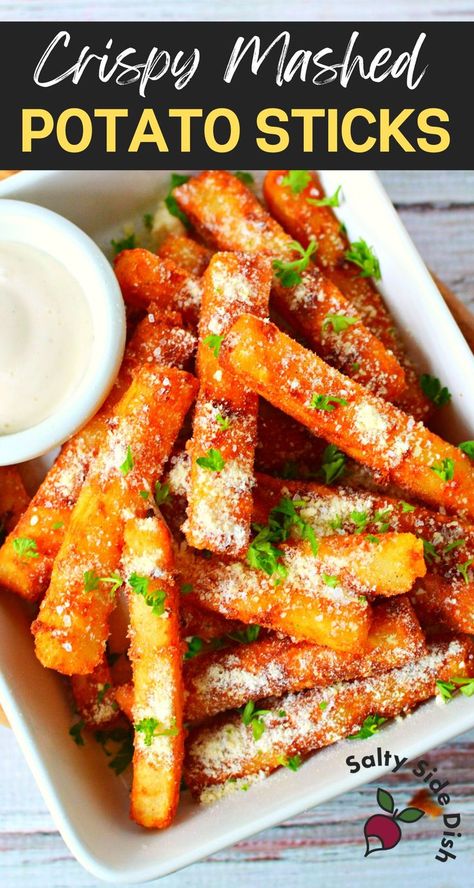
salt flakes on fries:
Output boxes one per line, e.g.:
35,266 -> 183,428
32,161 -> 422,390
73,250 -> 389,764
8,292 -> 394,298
1,169 -> 474,827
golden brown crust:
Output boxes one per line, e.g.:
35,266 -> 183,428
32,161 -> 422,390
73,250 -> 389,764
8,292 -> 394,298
175,170 -> 406,400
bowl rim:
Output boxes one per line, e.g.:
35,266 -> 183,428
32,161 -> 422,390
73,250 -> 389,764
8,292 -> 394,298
0,198 -> 126,465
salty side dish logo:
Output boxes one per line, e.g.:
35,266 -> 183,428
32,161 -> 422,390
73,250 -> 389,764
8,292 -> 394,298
363,788 -> 424,856
346,749 -> 463,862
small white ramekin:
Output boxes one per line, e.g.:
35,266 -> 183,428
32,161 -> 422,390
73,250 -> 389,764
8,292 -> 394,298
0,199 -> 125,465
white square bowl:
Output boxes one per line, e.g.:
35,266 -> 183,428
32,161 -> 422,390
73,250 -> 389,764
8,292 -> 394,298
0,170 -> 473,884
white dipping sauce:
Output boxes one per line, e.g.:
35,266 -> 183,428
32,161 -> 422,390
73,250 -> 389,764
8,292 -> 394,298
0,241 -> 93,434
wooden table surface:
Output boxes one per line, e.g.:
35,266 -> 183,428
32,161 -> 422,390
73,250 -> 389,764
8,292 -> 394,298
1,2 -> 474,882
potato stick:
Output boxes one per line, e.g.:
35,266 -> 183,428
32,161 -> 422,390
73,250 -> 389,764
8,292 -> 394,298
186,252 -> 272,556
175,170 -> 406,400
122,516 -> 183,830
115,682 -> 134,721
180,599 -> 247,644
71,661 -> 118,728
411,576 -> 474,635
32,366 -> 198,675
263,170 -> 429,420
220,315 -> 474,520
114,249 -> 202,328
158,234 -> 212,277
178,544 -> 371,652
256,401 -> 327,476
184,637 -> 474,798
254,473 -> 474,598
316,533 -> 425,596
0,466 -> 30,538
184,597 -> 426,722
0,316 -> 195,601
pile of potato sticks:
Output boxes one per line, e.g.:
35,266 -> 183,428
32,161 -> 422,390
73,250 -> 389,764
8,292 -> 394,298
1,169 -> 474,827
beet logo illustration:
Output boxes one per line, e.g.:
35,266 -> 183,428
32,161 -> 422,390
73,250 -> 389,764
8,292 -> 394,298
364,788 -> 425,857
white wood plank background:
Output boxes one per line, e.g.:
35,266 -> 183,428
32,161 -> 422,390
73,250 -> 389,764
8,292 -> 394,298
1,0 -> 474,20
0,168 -> 472,888
1,2 -> 474,885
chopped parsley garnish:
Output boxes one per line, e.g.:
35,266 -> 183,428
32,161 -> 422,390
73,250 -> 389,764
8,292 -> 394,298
97,682 -> 112,704
246,496 -> 317,578
135,716 -> 178,746
444,539 -> 465,554
164,173 -> 191,228
351,361 -> 360,372
111,233 -> 136,255
345,239 -> 381,280
240,700 -> 270,742
358,595 -> 368,605
184,637 -> 204,660
273,240 -> 317,287
154,480 -> 172,507
13,537 -> 39,559
95,725 -> 134,775
430,458 -> 455,482
420,374 -> 451,407
319,701 -> 328,711
310,394 -> 347,412
143,212 -> 153,231
139,490 -> 150,500
83,570 -> 122,596
228,625 -> 260,644
278,753 -> 302,771
307,184 -> 342,208
459,441 -> 474,459
400,501 -> 415,513
421,539 -> 439,562
436,676 -> 474,702
181,582 -> 193,595
52,520 -> 64,530
322,573 -> 339,588
119,446 -> 134,476
457,558 -> 474,584
320,444 -> 346,485
196,448 -> 225,472
374,508 -> 392,533
366,536 -> 380,545
322,314 -> 358,334
84,569 -> 100,592
281,169 -> 311,193
69,720 -> 85,746
234,170 -> 254,185
129,573 -> 167,615
348,714 -> 387,740
278,709 -> 286,718
329,515 -> 343,531
203,333 -> 224,358
215,413 -> 231,431
350,510 -> 368,533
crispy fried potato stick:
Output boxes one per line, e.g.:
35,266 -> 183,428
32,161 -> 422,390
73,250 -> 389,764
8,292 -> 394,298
186,252 -> 271,555
256,401 -> 327,476
263,170 -> 429,420
71,660 -> 118,728
32,366 -> 198,675
184,597 -> 425,722
220,315 -> 474,520
180,599 -> 247,643
184,637 -> 474,798
115,682 -> 134,721
175,170 -> 406,400
114,249 -> 202,328
0,466 -> 30,539
158,235 -> 212,277
123,516 -> 184,829
177,529 -> 425,651
0,317 -> 195,601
